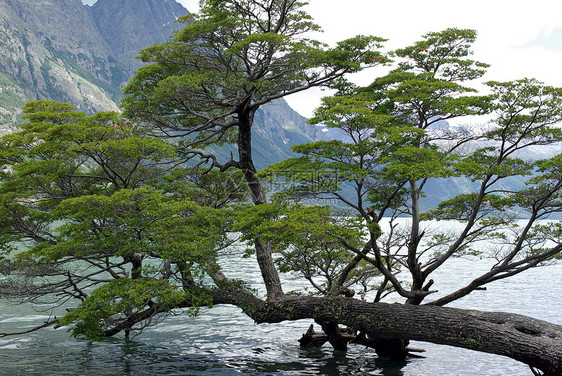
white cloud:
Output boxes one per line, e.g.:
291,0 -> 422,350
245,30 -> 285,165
177,0 -> 199,12
295,0 -> 562,116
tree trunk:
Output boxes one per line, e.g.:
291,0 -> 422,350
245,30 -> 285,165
211,290 -> 562,376
236,108 -> 284,299
372,338 -> 409,360
298,324 -> 411,360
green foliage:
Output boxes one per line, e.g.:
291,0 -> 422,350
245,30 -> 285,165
21,187 -> 229,264
0,89 -> 26,109
381,146 -> 454,181
119,0 -> 392,300
57,278 -> 191,340
265,28 -> 562,305
423,193 -> 513,222
158,167 -> 249,208
266,28 -> 494,215
233,203 -> 369,294
0,100 -> 237,339
512,154 -> 562,215
393,28 -> 489,82
526,222 -> 562,260
2,10 -> 562,345
122,0 -> 386,149
237,204 -> 362,249
0,100 -> 175,206
486,79 -> 562,143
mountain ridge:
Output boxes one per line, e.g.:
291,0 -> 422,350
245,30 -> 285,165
0,0 -> 193,128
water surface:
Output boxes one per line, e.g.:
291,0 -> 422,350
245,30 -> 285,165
1,234 -> 560,375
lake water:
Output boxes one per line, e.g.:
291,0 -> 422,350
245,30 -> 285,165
1,232 -> 561,375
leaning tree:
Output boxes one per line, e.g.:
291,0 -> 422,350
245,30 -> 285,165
0,1 -> 561,375
265,28 -> 562,361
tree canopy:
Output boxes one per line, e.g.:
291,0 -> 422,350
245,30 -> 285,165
0,100 -> 245,339
266,28 -> 562,307
0,2 -> 561,375
122,0 -> 386,150
122,0 -> 387,300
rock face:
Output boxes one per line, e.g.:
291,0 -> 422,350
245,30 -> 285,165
90,0 -> 188,73
253,99 -> 327,169
0,0 -> 117,128
0,0 -> 188,129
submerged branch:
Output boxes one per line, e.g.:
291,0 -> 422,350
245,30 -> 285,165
212,291 -> 562,376
0,318 -> 59,338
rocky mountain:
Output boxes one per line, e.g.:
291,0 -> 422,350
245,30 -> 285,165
0,0 -> 120,130
253,99 -> 327,168
0,0 -> 190,130
90,0 -> 188,74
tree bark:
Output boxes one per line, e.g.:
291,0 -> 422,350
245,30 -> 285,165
211,290 -> 562,376
236,107 -> 284,299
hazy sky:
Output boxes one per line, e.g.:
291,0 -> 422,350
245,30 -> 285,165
85,0 -> 562,117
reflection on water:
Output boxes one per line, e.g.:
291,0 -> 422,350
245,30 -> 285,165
1,252 -> 560,375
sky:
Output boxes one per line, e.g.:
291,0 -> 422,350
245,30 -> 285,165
86,0 -> 562,118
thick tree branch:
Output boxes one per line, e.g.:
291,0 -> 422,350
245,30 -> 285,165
205,290 -> 562,376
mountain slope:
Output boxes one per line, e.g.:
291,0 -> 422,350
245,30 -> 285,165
0,0 -> 121,129
0,0 -> 189,129
90,0 -> 189,74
